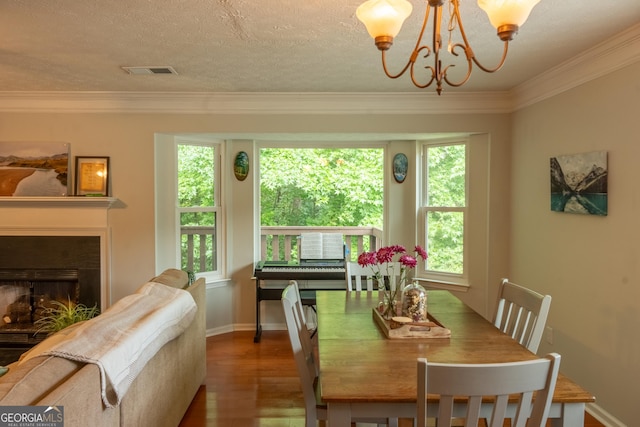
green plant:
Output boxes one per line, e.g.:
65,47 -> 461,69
186,270 -> 196,285
34,299 -> 100,334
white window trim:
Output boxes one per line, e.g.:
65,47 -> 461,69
257,140 -> 388,256
415,134 -> 491,295
154,134 -> 225,281
418,138 -> 470,286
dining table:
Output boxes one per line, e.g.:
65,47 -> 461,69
316,290 -> 595,427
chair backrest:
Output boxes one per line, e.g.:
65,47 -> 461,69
282,281 -> 320,426
346,261 -> 402,292
417,353 -> 561,427
493,278 -> 552,353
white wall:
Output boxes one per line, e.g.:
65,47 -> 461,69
511,61 -> 640,426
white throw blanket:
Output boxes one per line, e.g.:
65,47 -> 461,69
41,281 -> 197,408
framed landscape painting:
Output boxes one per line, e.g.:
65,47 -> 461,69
550,150 -> 607,216
0,142 -> 69,196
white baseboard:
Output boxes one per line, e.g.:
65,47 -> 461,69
587,403 -> 627,427
206,322 -> 286,337
206,325 -> 234,336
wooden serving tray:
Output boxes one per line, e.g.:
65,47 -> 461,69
372,308 -> 451,339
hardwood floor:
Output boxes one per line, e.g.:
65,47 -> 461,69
179,331 -> 605,427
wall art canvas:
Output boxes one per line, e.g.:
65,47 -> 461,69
550,150 -> 607,216
0,142 -> 69,196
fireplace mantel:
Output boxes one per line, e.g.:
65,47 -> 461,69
0,196 -> 118,309
0,196 -> 117,208
0,197 -> 118,229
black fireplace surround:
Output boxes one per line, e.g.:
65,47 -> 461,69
0,235 -> 101,364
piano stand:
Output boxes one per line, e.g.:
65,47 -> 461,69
253,260 -> 346,343
253,285 -> 318,342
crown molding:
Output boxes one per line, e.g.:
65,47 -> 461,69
0,24 -> 637,115
0,90 -> 512,115
511,23 -> 640,110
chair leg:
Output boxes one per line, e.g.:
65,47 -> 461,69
387,418 -> 399,427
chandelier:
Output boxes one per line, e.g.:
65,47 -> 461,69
356,0 -> 541,95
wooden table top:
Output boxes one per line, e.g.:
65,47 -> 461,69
316,290 -> 595,404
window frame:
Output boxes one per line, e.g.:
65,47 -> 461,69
173,137 -> 226,282
418,138 -> 470,286
257,141 -> 388,261
153,133 -> 228,284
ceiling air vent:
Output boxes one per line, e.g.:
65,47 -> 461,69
121,66 -> 178,75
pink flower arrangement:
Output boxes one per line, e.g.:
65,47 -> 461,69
357,244 -> 428,289
357,244 -> 428,318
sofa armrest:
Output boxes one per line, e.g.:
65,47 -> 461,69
186,277 -> 206,370
149,268 -> 189,289
119,276 -> 206,427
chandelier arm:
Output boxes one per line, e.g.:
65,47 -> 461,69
381,3 -> 435,83
381,50 -> 414,79
471,41 -> 509,73
450,0 -> 509,74
432,4 -> 442,57
418,4 -> 433,53
405,4 -> 443,91
442,61 -> 472,88
409,49 -> 437,90
440,43 -> 472,88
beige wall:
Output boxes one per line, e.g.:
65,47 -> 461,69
0,105 -> 526,411
511,61 -> 640,426
2,74 -> 635,420
0,111 -> 511,316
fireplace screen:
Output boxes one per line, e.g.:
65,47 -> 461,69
0,235 -> 102,364
0,269 -> 81,365
1,270 -> 80,327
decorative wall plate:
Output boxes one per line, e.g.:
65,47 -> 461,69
234,151 -> 249,181
393,153 -> 408,183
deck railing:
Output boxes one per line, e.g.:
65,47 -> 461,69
180,225 -> 384,271
181,226 -> 217,273
260,226 -> 383,262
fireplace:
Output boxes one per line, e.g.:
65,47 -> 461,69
0,235 -> 102,364
0,196 -> 115,365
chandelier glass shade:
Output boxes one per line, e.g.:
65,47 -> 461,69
356,0 -> 542,94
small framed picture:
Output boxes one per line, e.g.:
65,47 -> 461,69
75,156 -> 110,196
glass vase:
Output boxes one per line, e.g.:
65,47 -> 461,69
380,290 -> 399,320
401,282 -> 427,322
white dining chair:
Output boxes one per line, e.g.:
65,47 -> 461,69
346,261 -> 402,292
416,353 -> 561,427
493,278 -> 552,354
282,282 -> 397,427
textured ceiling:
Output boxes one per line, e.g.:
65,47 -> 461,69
0,0 -> 639,94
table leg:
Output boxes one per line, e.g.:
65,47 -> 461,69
549,403 -> 585,427
254,281 -> 262,343
327,402 -> 352,427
